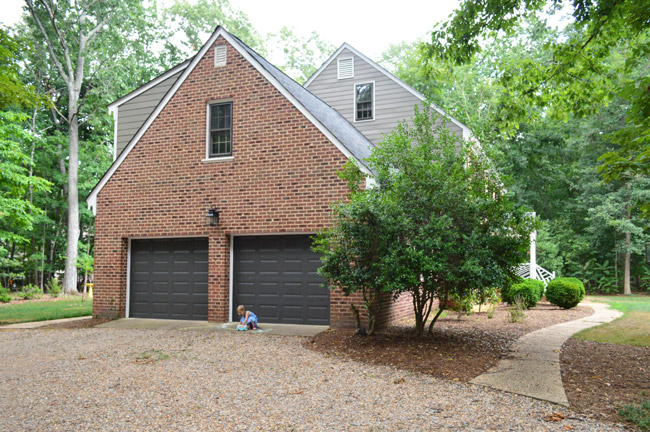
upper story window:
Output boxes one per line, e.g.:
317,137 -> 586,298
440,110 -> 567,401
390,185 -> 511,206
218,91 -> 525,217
355,82 -> 374,121
208,102 -> 232,158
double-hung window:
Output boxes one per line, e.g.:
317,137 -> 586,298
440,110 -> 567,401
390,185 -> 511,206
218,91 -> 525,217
208,102 -> 232,157
355,82 -> 374,121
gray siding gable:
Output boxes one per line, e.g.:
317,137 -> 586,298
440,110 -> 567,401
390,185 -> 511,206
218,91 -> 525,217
305,44 -> 469,145
113,70 -> 184,157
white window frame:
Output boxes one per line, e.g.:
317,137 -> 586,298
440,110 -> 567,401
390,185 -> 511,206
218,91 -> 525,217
203,99 -> 235,163
337,56 -> 354,79
353,81 -> 375,122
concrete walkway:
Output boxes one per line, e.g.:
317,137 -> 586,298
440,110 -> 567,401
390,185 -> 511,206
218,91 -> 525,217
99,318 -> 328,337
0,316 -> 91,329
471,301 -> 622,406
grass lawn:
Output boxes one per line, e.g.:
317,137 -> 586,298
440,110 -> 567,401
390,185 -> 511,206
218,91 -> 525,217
0,298 -> 93,325
574,295 -> 650,347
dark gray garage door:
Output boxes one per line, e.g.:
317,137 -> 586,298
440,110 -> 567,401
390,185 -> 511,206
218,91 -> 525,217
130,238 -> 209,320
233,235 -> 329,325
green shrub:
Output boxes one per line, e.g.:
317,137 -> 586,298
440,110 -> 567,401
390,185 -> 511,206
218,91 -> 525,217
508,282 -> 540,309
0,286 -> 11,303
525,279 -> 545,301
19,284 -> 43,300
46,278 -> 61,297
619,399 -> 650,431
546,277 -> 585,309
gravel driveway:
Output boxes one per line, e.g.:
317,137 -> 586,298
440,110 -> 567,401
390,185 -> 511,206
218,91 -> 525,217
0,328 -> 623,431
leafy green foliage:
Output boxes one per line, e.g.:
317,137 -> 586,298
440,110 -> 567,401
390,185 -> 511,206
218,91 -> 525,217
19,284 -> 43,300
546,277 -> 585,309
425,0 -> 650,183
508,282 -> 540,309
164,0 -> 264,56
504,278 -> 544,306
0,286 -> 11,303
312,163 -> 391,336
266,27 -> 335,84
619,399 -> 650,430
46,278 -> 61,297
317,106 -> 535,337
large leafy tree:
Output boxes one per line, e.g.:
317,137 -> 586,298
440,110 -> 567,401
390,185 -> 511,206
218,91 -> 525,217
0,28 -> 50,288
23,0 -> 168,294
316,107 -> 534,337
425,0 -> 650,183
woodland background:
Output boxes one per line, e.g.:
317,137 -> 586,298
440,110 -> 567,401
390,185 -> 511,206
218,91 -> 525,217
1,0 -> 648,294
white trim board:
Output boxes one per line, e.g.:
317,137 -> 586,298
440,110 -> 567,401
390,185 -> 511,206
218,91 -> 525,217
125,238 -> 132,318
304,43 -> 474,140
86,26 -> 371,215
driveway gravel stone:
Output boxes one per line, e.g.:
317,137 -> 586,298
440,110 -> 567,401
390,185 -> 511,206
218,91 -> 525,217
0,328 -> 624,431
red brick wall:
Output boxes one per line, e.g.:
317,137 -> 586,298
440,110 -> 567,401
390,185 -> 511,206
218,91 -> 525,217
378,292 -> 415,327
94,36 -> 368,325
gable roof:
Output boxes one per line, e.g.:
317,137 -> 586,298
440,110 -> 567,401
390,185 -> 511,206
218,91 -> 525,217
304,43 -> 473,140
86,27 -> 374,214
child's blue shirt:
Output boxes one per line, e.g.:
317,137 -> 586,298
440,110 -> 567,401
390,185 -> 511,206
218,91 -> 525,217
240,311 -> 258,325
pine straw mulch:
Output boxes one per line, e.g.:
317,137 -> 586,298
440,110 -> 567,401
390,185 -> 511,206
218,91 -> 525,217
561,338 -> 650,429
306,301 -> 591,382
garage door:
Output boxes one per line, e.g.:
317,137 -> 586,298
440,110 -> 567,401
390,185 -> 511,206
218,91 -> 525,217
233,235 -> 329,325
129,238 -> 209,320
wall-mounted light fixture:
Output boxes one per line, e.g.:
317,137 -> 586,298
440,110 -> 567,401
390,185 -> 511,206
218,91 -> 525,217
206,208 -> 220,226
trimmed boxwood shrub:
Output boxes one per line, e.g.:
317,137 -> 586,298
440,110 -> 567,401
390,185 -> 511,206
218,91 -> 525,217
546,277 -> 585,309
508,282 -> 540,309
502,278 -> 544,304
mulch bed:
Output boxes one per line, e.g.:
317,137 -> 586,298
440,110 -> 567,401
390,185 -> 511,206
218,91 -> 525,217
561,338 -> 650,428
306,301 -> 591,382
37,317 -> 113,329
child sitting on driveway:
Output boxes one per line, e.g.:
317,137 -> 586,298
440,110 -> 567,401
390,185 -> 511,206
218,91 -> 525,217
237,305 -> 259,330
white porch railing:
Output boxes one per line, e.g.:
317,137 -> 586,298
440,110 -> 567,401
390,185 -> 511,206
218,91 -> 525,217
515,263 -> 556,286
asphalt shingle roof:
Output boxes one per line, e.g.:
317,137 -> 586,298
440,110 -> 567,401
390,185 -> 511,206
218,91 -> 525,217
231,33 -> 375,169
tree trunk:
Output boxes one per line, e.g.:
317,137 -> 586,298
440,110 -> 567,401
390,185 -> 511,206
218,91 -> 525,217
62,116 -> 80,295
623,183 -> 631,296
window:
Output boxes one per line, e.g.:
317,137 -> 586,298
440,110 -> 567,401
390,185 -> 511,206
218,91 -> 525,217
355,82 -> 374,121
208,102 -> 232,157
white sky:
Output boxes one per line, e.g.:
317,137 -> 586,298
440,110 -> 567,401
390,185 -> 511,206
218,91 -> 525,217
1,0 -> 461,60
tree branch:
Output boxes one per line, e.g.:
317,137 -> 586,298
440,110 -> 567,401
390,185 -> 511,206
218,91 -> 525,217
25,0 -> 70,83
37,0 -> 74,80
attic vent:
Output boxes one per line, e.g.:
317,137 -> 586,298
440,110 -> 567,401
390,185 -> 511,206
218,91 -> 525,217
214,45 -> 227,67
337,57 -> 354,79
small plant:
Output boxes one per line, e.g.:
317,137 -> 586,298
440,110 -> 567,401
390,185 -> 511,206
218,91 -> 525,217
508,295 -> 527,323
46,278 -> 61,297
546,277 -> 585,309
135,349 -> 170,364
0,286 -> 11,303
19,284 -> 43,300
619,399 -> 650,431
486,299 -> 500,319
445,293 -> 474,320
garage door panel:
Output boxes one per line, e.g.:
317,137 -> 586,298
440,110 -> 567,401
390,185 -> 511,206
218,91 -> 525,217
233,235 -> 329,325
129,238 -> 208,320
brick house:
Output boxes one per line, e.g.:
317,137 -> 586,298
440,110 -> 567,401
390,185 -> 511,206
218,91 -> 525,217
86,26 -> 469,327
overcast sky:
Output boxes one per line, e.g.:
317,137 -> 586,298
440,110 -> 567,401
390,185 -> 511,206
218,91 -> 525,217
1,0 -> 461,60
